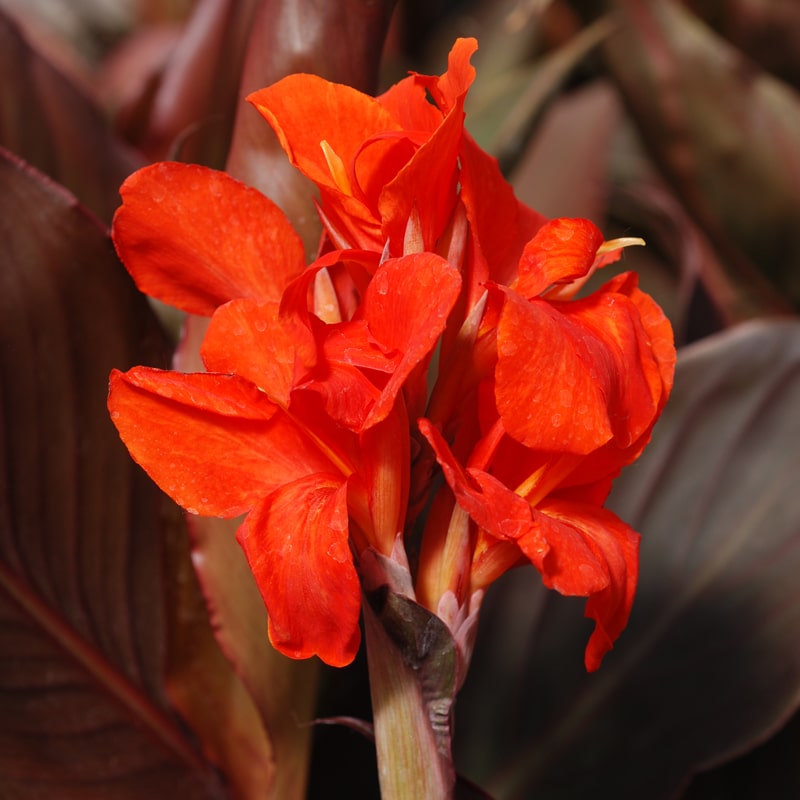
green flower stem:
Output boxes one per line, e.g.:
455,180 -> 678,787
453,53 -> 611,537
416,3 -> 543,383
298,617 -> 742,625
363,597 -> 455,799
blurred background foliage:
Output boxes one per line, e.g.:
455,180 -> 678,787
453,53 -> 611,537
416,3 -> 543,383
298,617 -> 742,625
2,1 -> 800,798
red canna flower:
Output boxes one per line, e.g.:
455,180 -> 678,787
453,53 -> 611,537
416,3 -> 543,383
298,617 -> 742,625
416,218 -> 675,670
248,37 -> 545,268
108,158 -> 462,666
108,39 -> 674,679
247,39 -> 473,254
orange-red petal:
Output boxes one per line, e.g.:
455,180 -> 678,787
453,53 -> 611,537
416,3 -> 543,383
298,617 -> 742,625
459,133 -> 546,296
362,253 -> 461,429
411,36 -> 478,114
496,281 -> 667,454
112,163 -> 305,315
604,272 -> 676,402
495,291 -> 616,454
248,76 -> 401,196
108,367 -> 338,517
201,300 -> 299,408
418,419 -> 638,671
378,103 -> 463,253
534,499 -> 640,671
238,476 -> 361,667
418,419 -> 547,557
514,218 -> 604,300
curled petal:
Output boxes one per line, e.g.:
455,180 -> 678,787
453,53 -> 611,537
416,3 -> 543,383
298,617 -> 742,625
411,36 -> 478,114
604,272 -> 676,402
379,102 -> 463,253
535,499 -> 640,672
378,76 -> 442,132
108,367 -> 336,517
302,360 -> 382,431
514,218 -> 604,300
377,40 -> 479,252
418,419 -> 638,671
238,477 -> 361,667
112,163 -> 305,315
563,285 -> 667,445
418,419 -> 548,559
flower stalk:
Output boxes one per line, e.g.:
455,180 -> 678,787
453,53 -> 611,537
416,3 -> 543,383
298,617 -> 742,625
363,592 -> 456,799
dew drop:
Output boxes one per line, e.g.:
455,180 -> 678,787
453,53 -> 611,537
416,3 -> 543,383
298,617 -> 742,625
327,541 -> 348,563
551,413 -> 562,428
373,270 -> 390,296
150,183 -> 167,203
554,224 -> 575,241
498,519 -> 518,537
254,318 -> 267,333
500,339 -> 518,357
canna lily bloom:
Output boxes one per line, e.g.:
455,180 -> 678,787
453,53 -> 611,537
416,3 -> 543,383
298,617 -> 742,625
248,37 -> 544,268
247,38 -> 475,254
417,218 -> 675,671
108,158 -> 462,666
108,38 -> 674,679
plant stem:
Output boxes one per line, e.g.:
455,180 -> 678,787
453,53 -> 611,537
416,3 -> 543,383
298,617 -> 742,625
363,597 -> 455,799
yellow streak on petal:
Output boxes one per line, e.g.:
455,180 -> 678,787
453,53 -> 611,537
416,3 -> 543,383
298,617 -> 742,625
513,453 -> 582,508
320,139 -> 353,195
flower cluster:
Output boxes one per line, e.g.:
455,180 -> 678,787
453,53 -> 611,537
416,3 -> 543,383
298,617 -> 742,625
108,39 -> 674,673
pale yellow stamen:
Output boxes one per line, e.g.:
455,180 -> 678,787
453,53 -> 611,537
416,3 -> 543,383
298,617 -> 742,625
596,236 -> 646,257
544,236 -> 647,302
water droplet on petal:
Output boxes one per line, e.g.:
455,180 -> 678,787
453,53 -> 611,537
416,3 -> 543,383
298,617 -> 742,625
327,540 -> 348,563
373,271 -> 389,296
500,339 -> 518,357
554,224 -> 575,241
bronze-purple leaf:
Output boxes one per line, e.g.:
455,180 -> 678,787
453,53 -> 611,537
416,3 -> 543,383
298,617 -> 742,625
603,0 -> 798,314
0,150 -> 225,798
0,10 -> 142,224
